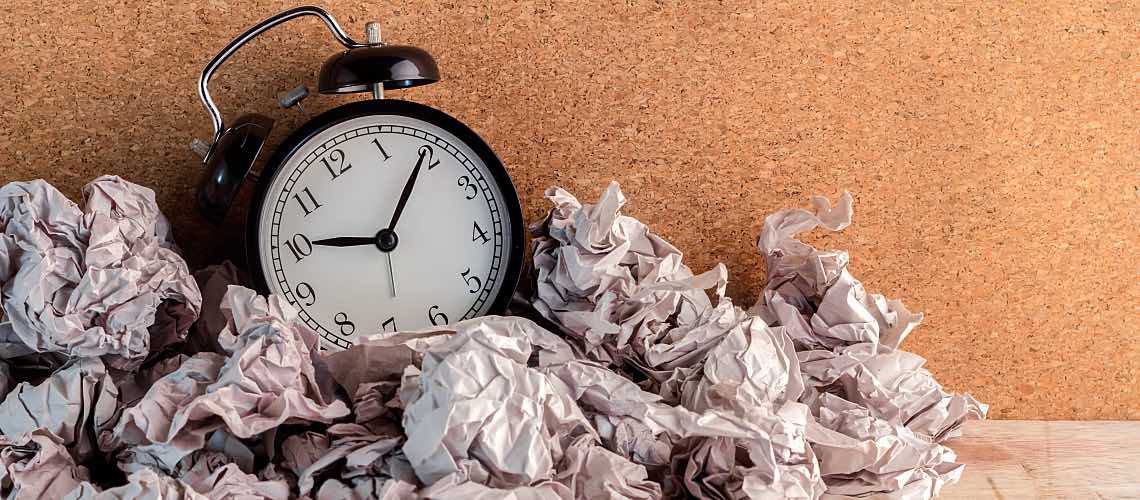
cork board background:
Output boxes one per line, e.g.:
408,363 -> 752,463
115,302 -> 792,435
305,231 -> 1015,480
0,1 -> 1136,420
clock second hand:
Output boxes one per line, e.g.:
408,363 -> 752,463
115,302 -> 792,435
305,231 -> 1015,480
386,252 -> 396,297
311,237 -> 397,296
375,147 -> 430,299
376,147 -> 429,299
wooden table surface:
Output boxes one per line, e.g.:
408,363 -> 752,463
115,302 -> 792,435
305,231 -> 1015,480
943,420 -> 1140,499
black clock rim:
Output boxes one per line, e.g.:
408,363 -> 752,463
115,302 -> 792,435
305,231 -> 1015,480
244,98 -> 526,333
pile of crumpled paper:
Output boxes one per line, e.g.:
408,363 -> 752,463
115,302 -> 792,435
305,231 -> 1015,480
0,176 -> 984,499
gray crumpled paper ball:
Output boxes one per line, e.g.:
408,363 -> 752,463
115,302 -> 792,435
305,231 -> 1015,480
0,176 -> 201,372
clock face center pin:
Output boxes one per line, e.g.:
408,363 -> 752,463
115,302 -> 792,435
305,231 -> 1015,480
375,228 -> 399,252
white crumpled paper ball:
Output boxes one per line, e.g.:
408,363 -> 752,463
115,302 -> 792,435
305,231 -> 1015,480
0,176 -> 201,370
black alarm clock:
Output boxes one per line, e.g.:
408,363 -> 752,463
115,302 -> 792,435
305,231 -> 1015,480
192,6 -> 524,350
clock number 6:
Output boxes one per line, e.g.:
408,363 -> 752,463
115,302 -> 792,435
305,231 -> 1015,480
282,234 -> 313,263
457,176 -> 477,200
428,305 -> 449,326
460,268 -> 482,294
334,312 -> 355,336
321,149 -> 352,180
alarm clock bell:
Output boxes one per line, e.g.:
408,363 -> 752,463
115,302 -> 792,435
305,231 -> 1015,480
194,5 -> 439,225
319,42 -> 439,95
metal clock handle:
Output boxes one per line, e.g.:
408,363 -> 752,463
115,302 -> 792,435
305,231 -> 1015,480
194,5 -> 365,163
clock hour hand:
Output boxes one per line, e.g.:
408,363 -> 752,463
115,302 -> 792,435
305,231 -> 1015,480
386,145 -> 431,231
311,236 -> 376,247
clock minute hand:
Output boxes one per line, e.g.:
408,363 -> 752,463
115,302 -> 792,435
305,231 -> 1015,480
311,236 -> 376,247
387,146 -> 430,231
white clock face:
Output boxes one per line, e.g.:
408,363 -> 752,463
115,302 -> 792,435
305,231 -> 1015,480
256,112 -> 514,350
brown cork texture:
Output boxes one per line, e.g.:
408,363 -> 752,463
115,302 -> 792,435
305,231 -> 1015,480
0,1 -> 1136,420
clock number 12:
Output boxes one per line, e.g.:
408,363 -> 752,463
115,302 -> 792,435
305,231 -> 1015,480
321,149 -> 352,180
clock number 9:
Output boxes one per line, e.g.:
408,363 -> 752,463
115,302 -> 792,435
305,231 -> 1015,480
460,268 -> 482,294
282,234 -> 313,263
294,282 -> 316,306
427,305 -> 449,326
321,149 -> 352,180
334,312 -> 355,336
457,176 -> 477,200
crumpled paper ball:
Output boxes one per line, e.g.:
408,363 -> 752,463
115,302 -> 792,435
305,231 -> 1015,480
105,285 -> 349,473
0,176 -> 201,371
528,183 -> 986,498
0,177 -> 984,500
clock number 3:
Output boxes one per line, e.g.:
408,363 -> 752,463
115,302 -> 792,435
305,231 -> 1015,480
334,312 -> 355,336
321,149 -> 352,180
460,268 -> 482,293
457,176 -> 477,200
428,305 -> 449,326
282,234 -> 313,262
